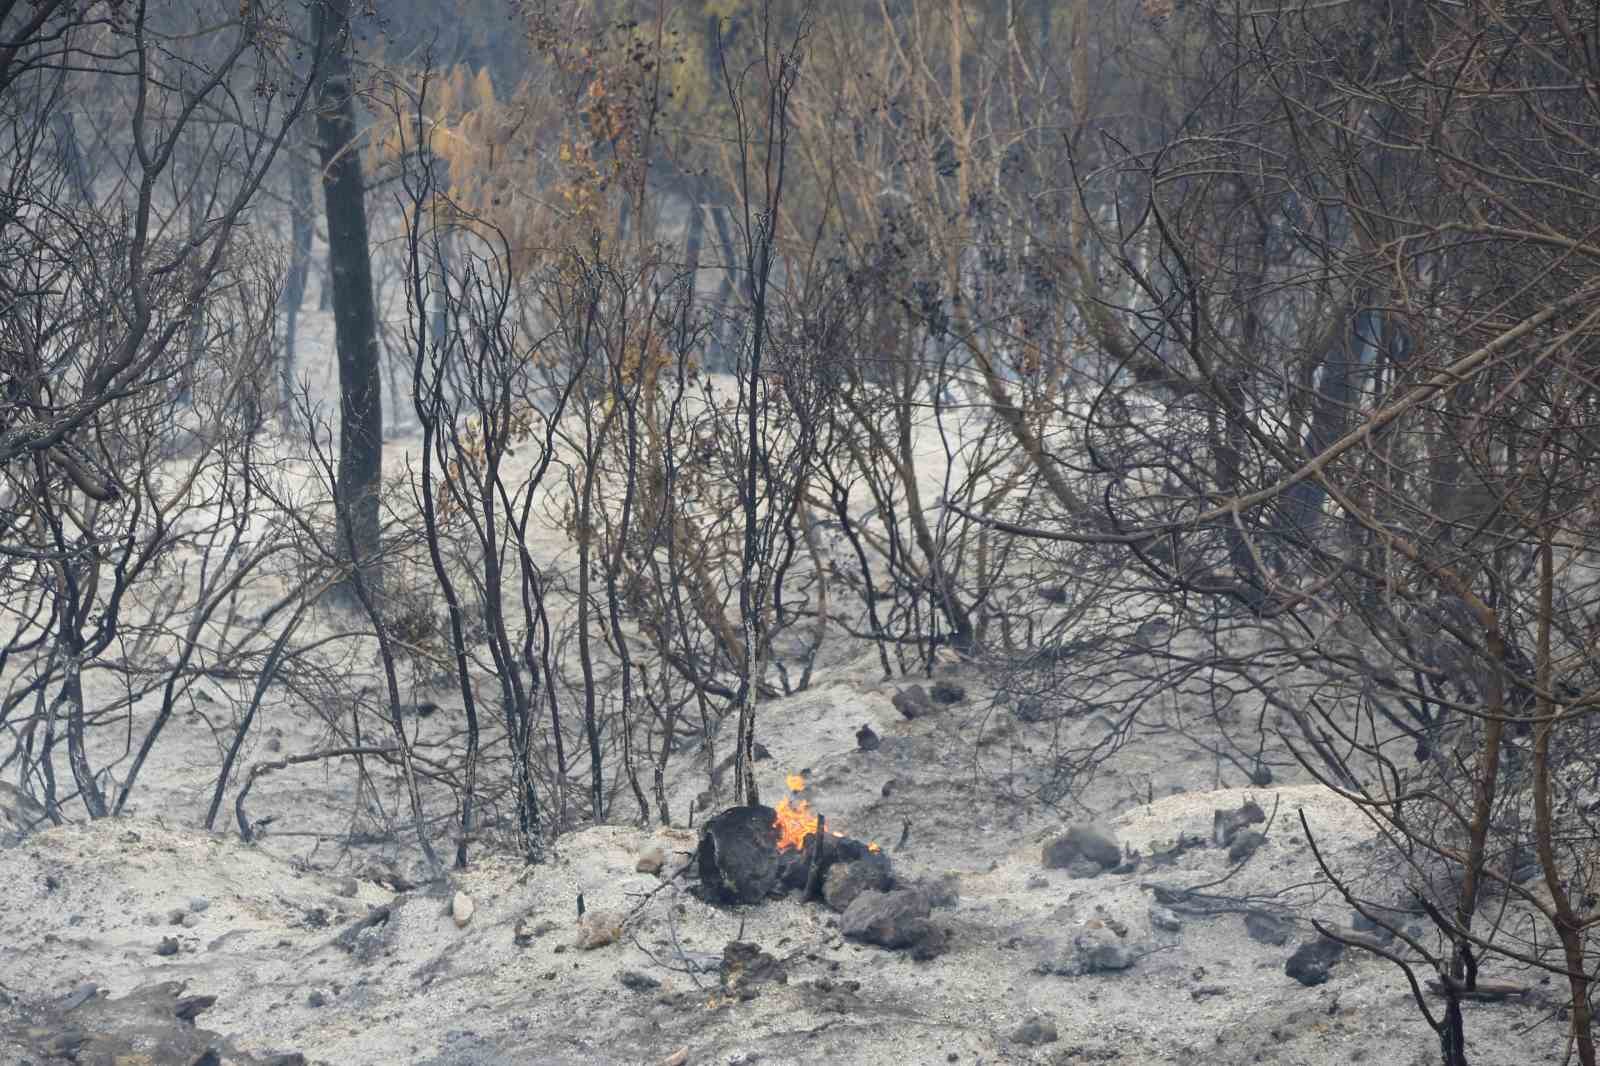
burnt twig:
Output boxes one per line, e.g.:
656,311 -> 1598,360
803,814 -> 826,900
236,746 -> 399,843
624,854 -> 696,923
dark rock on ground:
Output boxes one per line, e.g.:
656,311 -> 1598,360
1076,924 -> 1135,972
333,905 -> 395,962
907,925 -> 950,961
1037,922 -> 1137,976
929,682 -> 966,705
1244,912 -> 1291,946
721,941 -> 788,994
1286,936 -> 1345,986
1228,830 -> 1266,863
823,855 -> 894,913
174,994 -> 216,1022
575,910 -> 624,950
1010,1017 -> 1059,1045
155,936 -> 180,957
1042,822 -> 1122,872
619,971 -> 661,992
1212,799 -> 1267,847
823,835 -> 883,868
1067,823 -> 1122,866
841,889 -> 946,957
1066,858 -> 1105,879
856,724 -> 880,751
1041,837 -> 1075,869
893,685 -> 935,719
841,888 -> 931,946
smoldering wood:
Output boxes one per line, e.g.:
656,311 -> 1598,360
802,812 -> 826,901
697,804 -> 789,903
696,804 -> 882,905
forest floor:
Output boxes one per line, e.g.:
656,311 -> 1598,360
0,639 -> 1562,1065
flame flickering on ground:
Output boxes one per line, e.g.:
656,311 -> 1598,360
772,793 -> 820,852
772,773 -> 880,853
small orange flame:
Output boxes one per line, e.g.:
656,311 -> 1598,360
773,793 -> 817,852
772,772 -> 881,854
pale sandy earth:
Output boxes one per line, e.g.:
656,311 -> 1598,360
0,646 -> 1562,1065
0,254 -> 1563,1066
0,765 -> 1560,1065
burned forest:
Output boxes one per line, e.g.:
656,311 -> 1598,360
2,1 -> 1599,1064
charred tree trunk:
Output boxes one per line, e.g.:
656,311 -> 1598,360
683,194 -> 705,329
313,0 -> 383,602
281,143 -> 314,414
708,203 -> 738,372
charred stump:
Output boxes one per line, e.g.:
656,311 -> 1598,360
697,805 -> 883,905
698,805 -> 788,903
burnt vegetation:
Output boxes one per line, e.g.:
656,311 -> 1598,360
4,0 -> 1600,1061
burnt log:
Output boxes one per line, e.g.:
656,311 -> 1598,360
698,805 -> 791,903
697,805 -> 888,904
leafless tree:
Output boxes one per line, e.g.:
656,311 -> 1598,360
0,0 -> 321,817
